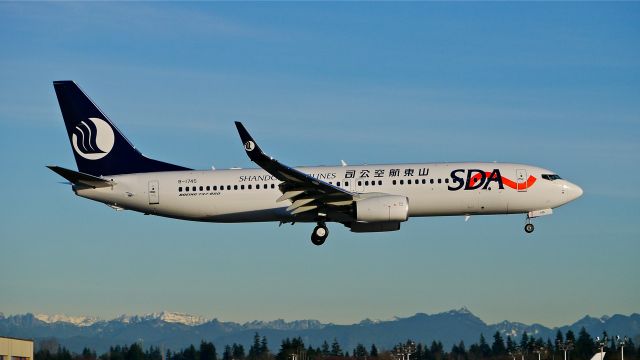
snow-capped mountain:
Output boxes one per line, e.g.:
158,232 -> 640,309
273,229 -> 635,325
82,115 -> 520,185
1,309 -> 638,355
114,312 -> 208,326
34,314 -> 101,327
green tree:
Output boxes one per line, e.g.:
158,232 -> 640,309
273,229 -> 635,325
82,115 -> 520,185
555,331 -> 565,352
321,342 -> 330,356
331,339 -> 343,357
233,344 -> 246,360
370,345 -> 379,358
200,341 -> 217,360
353,344 -> 368,358
492,332 -> 506,356
575,327 -> 595,360
126,344 -> 145,360
249,333 -> 262,360
223,346 -> 233,360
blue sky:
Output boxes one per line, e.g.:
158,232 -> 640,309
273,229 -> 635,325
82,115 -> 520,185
0,2 -> 638,328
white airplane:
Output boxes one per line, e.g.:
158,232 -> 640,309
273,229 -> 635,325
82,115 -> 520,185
48,81 -> 583,245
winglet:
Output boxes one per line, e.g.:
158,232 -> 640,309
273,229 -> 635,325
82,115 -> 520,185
234,121 -> 265,163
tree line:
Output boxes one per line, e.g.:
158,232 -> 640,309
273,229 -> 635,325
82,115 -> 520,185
34,328 -> 639,360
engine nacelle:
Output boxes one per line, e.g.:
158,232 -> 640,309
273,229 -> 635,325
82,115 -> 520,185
354,195 -> 409,223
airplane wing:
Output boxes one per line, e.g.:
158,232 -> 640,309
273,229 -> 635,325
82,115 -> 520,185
235,122 -> 355,216
47,165 -> 114,188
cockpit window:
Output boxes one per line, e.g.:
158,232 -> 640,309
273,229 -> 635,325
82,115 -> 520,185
542,174 -> 562,181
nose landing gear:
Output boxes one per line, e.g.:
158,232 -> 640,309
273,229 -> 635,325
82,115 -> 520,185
524,222 -> 535,233
311,223 -> 329,246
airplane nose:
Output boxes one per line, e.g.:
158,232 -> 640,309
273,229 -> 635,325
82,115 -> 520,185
564,182 -> 583,201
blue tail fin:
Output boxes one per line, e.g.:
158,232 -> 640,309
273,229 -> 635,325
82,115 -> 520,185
53,81 -> 190,176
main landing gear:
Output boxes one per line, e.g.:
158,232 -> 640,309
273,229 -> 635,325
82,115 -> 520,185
311,222 -> 329,246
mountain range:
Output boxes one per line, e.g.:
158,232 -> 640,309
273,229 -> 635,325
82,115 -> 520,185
1,309 -> 638,354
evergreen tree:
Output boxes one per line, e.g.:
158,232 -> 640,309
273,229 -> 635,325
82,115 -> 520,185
575,327 -> 595,360
479,334 -> 491,358
126,344 -> 145,360
223,346 -> 233,360
260,337 -> 270,358
321,342 -> 330,356
430,341 -> 444,360
233,344 -> 246,360
492,332 -> 506,356
370,345 -> 379,358
520,332 -> 530,351
555,331 -> 565,352
200,341 -> 217,360
183,345 -> 198,360
507,336 -> 515,353
249,333 -> 262,360
353,344 -> 368,358
331,339 -> 343,357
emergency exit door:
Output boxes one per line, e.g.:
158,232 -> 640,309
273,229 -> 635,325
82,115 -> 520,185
148,180 -> 159,204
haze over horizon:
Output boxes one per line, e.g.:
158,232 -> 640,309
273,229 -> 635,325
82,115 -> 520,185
0,2 -> 638,328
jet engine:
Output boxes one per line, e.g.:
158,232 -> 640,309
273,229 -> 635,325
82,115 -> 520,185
354,195 -> 409,223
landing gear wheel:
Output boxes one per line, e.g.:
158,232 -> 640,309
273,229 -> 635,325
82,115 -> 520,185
524,223 -> 535,233
311,224 -> 329,246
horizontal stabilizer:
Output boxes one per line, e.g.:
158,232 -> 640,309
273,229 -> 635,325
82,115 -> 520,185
47,165 -> 114,188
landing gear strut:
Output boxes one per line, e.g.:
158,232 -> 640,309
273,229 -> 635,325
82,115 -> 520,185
311,223 -> 329,246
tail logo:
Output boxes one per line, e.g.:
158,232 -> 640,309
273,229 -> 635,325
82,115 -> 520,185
71,117 -> 115,160
244,141 -> 255,152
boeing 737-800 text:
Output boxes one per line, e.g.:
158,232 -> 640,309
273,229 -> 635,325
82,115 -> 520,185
48,81 -> 583,245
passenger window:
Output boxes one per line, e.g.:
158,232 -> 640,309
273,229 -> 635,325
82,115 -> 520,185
271,184 -> 275,189
234,185 -> 238,190
408,180 -> 412,184
345,181 -> 349,186
437,179 -> 441,184
199,186 -> 203,191
400,180 -> 404,185
445,178 -> 449,184
248,185 -> 252,189
178,187 -> 182,192
192,186 -> 196,191
430,179 -> 434,184
337,181 -> 341,187
358,181 -> 362,186
241,185 -> 245,190
264,184 -> 268,189
213,186 -> 217,191
393,180 -> 397,185
365,181 -> 369,186
378,180 -> 382,185
206,186 -> 210,191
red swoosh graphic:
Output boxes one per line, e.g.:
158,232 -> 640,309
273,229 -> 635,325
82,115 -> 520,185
469,172 -> 537,190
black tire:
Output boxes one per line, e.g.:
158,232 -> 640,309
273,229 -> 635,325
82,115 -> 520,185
524,223 -> 535,233
311,225 -> 329,246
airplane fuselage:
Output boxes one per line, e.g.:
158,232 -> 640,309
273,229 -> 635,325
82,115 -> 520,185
76,162 -> 582,224
50,81 -> 583,244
